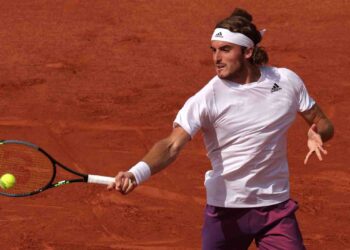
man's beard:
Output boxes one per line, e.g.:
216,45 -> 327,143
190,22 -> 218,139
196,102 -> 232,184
218,60 -> 246,82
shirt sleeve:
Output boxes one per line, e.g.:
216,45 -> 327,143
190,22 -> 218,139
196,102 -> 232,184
173,94 -> 207,138
282,68 -> 315,112
297,80 -> 315,112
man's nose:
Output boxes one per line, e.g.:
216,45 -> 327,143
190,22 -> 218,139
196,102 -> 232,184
213,51 -> 221,63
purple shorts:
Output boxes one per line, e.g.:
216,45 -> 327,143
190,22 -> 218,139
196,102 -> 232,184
202,199 -> 306,250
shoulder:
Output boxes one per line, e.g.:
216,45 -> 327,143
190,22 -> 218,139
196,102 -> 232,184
275,67 -> 304,85
260,66 -> 281,82
260,66 -> 301,81
179,76 -> 220,119
191,76 -> 219,101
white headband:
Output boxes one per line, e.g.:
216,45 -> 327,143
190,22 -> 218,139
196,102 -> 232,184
211,28 -> 265,48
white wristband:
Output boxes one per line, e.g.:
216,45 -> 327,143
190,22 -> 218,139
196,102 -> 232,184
128,161 -> 151,185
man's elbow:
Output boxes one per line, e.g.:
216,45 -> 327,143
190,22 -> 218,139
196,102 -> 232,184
168,143 -> 182,161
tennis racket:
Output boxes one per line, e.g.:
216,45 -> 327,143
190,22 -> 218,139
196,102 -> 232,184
0,140 -> 115,197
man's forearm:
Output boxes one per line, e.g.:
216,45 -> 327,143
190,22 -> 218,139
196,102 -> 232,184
316,118 -> 334,142
301,104 -> 334,142
142,138 -> 180,175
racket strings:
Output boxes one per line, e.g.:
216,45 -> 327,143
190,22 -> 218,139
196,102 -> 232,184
0,143 -> 53,195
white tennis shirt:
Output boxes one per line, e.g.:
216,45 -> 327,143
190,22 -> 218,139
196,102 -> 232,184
174,66 -> 315,208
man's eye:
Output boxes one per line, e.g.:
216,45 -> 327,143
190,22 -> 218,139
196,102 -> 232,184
222,48 -> 231,52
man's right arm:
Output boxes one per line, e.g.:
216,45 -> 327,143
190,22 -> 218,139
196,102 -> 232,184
107,126 -> 191,194
142,126 -> 191,175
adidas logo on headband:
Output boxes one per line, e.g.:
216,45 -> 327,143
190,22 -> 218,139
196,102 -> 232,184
215,32 -> 223,38
211,28 -> 255,48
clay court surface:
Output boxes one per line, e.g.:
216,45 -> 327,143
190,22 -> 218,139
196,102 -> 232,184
0,1 -> 349,249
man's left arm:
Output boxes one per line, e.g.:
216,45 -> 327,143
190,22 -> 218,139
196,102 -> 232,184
300,103 -> 334,164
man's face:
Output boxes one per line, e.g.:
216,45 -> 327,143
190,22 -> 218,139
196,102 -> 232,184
210,41 -> 250,82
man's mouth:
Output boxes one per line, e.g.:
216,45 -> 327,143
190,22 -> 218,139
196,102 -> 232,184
216,64 -> 225,71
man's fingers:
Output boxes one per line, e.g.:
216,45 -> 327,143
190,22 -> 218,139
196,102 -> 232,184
115,172 -> 126,190
318,145 -> 328,155
124,179 -> 136,194
107,182 -> 115,190
304,150 -> 313,165
120,179 -> 136,194
315,147 -> 323,161
304,145 -> 328,164
108,171 -> 137,194
121,177 -> 130,192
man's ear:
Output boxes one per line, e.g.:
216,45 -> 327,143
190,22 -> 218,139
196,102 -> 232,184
244,47 -> 254,60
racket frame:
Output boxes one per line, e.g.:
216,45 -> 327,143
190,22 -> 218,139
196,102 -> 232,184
0,140 -> 89,197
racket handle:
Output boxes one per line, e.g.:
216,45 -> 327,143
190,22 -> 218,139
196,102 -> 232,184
87,175 -> 115,185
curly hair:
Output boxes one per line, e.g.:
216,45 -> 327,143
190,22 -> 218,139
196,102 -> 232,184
215,8 -> 269,65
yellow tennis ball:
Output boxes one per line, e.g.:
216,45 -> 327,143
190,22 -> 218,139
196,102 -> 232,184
0,173 -> 16,189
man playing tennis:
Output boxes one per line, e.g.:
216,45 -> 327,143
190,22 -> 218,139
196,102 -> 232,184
108,8 -> 334,250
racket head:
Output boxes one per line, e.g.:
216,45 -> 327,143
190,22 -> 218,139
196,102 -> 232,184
0,140 -> 55,197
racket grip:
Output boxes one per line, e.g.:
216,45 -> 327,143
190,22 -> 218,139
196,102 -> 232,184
87,175 -> 115,185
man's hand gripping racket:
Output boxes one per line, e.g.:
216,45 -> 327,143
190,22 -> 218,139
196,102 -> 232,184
0,140 -> 136,197
107,171 -> 137,194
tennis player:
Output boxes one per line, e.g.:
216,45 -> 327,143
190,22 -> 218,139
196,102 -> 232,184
108,8 -> 334,250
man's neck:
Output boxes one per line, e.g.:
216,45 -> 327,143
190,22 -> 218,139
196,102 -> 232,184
229,64 -> 261,84
246,65 -> 261,83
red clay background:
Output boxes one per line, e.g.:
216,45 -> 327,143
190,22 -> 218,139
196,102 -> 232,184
0,1 -> 349,249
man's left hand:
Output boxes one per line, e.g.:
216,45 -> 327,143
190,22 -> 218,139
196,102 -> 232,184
304,124 -> 328,164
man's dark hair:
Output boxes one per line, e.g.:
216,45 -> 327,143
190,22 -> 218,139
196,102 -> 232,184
215,8 -> 269,65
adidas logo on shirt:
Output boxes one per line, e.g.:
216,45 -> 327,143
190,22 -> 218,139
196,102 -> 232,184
271,83 -> 282,93
215,32 -> 223,38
